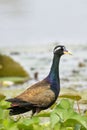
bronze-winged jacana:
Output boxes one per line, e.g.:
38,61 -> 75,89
6,45 -> 71,116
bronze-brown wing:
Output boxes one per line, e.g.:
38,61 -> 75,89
29,89 -> 55,108
16,80 -> 55,108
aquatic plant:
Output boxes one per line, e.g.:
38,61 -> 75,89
0,97 -> 87,130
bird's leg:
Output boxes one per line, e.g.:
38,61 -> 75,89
31,108 -> 41,117
31,108 -> 36,117
36,108 -> 41,114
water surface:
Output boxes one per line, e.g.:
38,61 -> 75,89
0,43 -> 87,98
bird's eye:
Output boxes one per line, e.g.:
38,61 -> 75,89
62,46 -> 66,50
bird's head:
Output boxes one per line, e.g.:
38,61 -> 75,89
53,45 -> 72,56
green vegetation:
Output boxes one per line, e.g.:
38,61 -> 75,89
0,93 -> 6,101
0,97 -> 87,130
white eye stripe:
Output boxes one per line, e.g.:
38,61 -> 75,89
54,47 -> 61,53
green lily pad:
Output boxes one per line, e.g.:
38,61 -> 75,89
59,93 -> 81,101
0,93 -> 5,101
51,99 -> 87,130
37,111 -> 50,117
79,100 -> 87,104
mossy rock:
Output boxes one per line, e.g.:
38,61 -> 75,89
0,54 -> 29,80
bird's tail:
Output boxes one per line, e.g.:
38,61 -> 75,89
8,106 -> 30,115
6,98 -> 33,115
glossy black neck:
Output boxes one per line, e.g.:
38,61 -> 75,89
47,54 -> 61,84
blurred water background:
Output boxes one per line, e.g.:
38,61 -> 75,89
0,0 -> 87,99
0,0 -> 87,46
0,43 -> 87,99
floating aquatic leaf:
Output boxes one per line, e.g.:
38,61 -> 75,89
0,99 -> 87,130
37,111 -> 50,117
79,99 -> 87,104
0,93 -> 6,101
17,116 -> 39,130
50,112 -> 60,128
74,124 -> 81,130
51,99 -> 87,130
0,100 -> 10,109
59,93 -> 81,101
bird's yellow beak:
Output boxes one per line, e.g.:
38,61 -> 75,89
63,50 -> 72,55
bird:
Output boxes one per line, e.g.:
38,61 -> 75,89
6,45 -> 71,116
